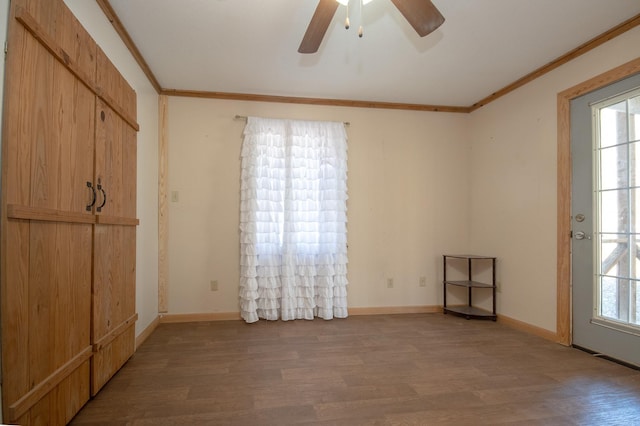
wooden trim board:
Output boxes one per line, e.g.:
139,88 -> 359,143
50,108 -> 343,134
348,305 -> 442,315
158,95 -> 169,313
7,204 -> 96,224
497,314 -> 558,343
160,89 -> 470,113
154,308 -> 561,344
159,312 -> 242,323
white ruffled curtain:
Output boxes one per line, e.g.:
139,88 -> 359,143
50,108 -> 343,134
239,117 -> 349,323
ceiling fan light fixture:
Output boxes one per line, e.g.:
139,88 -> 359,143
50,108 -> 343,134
300,0 -> 442,54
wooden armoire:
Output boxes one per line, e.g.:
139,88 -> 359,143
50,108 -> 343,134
0,0 -> 139,424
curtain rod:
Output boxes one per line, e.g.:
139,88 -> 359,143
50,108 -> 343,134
234,115 -> 350,126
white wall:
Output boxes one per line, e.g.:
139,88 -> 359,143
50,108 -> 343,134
65,0 -> 159,336
468,26 -> 640,331
166,26 -> 640,333
167,98 -> 471,314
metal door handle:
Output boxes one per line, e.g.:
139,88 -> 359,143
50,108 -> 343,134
86,181 -> 96,211
574,231 -> 591,240
97,183 -> 107,212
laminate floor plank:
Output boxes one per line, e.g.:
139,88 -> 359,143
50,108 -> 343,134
70,313 -> 640,425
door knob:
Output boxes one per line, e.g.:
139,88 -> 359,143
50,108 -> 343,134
574,231 -> 591,240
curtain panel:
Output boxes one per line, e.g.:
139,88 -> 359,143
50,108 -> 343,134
239,117 -> 349,323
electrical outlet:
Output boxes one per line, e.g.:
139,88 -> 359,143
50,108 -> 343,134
387,278 -> 394,288
210,280 -> 218,291
419,276 -> 426,287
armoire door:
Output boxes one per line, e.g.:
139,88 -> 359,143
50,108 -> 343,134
1,0 -> 140,423
90,49 -> 139,395
0,0 -> 97,423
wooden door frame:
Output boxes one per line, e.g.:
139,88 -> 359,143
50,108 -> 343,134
556,56 -> 640,345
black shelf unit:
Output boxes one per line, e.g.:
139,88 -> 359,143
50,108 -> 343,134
443,254 -> 497,321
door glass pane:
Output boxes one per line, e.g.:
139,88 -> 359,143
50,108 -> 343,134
599,100 -> 628,148
600,275 -> 618,320
635,280 -> 640,325
632,142 -> 640,187
595,90 -> 640,328
600,144 -> 628,190
600,233 -> 627,276
600,190 -> 629,233
630,95 -> 640,142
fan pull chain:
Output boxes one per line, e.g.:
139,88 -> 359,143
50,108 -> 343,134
345,1 -> 350,29
358,0 -> 363,37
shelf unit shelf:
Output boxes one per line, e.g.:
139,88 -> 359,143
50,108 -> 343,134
443,254 -> 497,321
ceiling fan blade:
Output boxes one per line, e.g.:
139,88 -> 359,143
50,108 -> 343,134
298,0 -> 339,54
390,0 -> 445,37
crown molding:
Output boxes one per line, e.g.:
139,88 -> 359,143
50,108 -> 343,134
97,1 -> 640,113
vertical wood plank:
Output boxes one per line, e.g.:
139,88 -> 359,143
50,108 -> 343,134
2,1 -> 33,415
28,222 -> 53,393
556,94 -> 571,346
123,118 -> 137,219
2,220 -> 30,415
158,95 -> 169,313
28,30 -> 56,209
58,3 -> 96,214
125,225 -> 137,318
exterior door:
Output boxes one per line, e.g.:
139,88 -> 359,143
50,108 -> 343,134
571,73 -> 640,367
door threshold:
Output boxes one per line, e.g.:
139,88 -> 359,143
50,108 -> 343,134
572,344 -> 640,371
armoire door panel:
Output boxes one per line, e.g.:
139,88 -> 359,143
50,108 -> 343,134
91,56 -> 138,395
2,0 -> 99,423
91,224 -> 136,395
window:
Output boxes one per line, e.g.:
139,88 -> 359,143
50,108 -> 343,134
239,117 -> 348,323
595,89 -> 640,329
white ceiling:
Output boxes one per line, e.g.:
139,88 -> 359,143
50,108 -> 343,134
108,0 -> 640,107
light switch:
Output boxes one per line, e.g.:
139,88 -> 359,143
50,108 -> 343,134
171,191 -> 179,202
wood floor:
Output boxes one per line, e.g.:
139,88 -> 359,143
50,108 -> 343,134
70,313 -> 640,425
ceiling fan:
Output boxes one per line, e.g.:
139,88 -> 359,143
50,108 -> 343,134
298,0 -> 445,54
